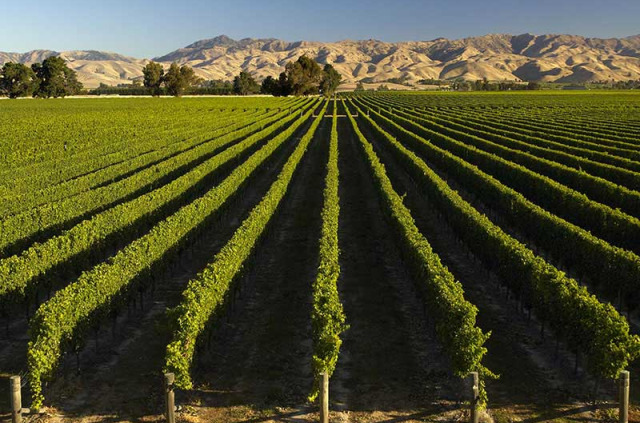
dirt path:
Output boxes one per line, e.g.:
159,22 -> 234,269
359,116 -> 622,421
330,118 -> 461,422
12,117 -> 315,423
176,117 -> 331,422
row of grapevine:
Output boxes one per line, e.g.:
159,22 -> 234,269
369,95 -> 638,153
0,97 -> 300,182
359,100 -> 640,254
164,103 -> 328,389
486,100 -> 640,131
508,114 -> 640,138
367,93 -> 640,146
368,96 -> 640,175
351,101 -> 640,384
309,105 -> 347,401
395,105 -> 640,191
345,104 -> 494,404
2,109 -> 240,198
386,91 -> 640,126
27,102 -> 321,408
520,113 -> 640,134
429,106 -> 640,164
352,100 -> 640,310
0,104 -> 196,175
0,100 -> 317,307
477,106 -> 640,144
1,103 -> 307,217
396,96 -> 640,147
0,104 -> 307,257
359,97 -> 640,218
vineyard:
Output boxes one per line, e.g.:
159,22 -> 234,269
1,92 -> 640,422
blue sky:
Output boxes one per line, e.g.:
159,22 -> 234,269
1,0 -> 639,58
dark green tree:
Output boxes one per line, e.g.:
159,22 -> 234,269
164,63 -> 200,96
527,81 -> 541,90
32,56 -> 82,98
354,81 -> 365,92
179,64 -> 201,93
260,75 -> 279,95
284,55 -> 323,95
200,79 -> 233,94
277,71 -> 292,96
203,79 -> 233,90
0,62 -> 38,98
142,61 -> 164,96
233,71 -> 260,95
320,64 -> 342,97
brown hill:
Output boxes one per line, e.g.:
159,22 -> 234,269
2,33 -> 639,88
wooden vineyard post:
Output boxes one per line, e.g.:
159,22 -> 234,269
164,373 -> 176,423
619,370 -> 630,423
10,375 -> 22,423
319,371 -> 329,423
469,372 -> 479,423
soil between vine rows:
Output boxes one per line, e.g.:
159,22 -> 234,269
329,118 -> 462,420
176,116 -> 330,421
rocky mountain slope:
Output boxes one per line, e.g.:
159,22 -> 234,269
2,33 -> 640,88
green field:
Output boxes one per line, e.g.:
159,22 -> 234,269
1,92 -> 640,422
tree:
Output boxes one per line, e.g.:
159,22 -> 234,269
267,55 -> 344,96
142,61 -> 164,96
32,56 -> 82,98
179,64 -> 201,93
200,79 -> 233,94
0,62 -> 38,98
261,56 -> 344,97
261,75 -> 279,95
277,72 -> 292,96
233,71 -> 260,95
260,74 -> 292,97
527,81 -> 541,90
354,81 -> 365,92
284,54 -> 324,96
164,63 -> 200,97
320,64 -> 342,97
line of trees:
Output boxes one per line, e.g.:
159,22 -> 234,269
1,54 -> 343,99
0,56 -> 83,99
587,79 -> 640,89
355,82 -> 394,92
451,78 -> 540,91
142,61 -> 201,97
90,80 -> 234,96
233,55 -> 342,97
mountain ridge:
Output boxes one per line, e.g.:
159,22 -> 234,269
2,33 -> 640,88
